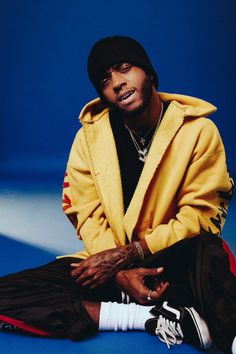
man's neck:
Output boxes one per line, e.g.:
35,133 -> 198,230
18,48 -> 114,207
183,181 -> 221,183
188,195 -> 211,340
123,91 -> 162,133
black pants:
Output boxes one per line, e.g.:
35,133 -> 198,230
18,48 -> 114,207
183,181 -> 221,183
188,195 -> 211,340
0,234 -> 235,352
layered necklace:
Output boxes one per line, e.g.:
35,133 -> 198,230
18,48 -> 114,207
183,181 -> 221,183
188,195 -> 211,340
125,102 -> 164,163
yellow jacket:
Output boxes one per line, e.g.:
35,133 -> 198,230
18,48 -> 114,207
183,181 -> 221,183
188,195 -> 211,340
62,92 -> 233,259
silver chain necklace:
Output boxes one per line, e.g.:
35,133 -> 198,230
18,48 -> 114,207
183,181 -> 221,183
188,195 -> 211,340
131,115 -> 161,146
125,102 -> 164,163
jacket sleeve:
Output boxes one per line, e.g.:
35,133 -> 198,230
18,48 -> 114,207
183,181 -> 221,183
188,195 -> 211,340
62,129 -> 117,256
144,119 -> 234,254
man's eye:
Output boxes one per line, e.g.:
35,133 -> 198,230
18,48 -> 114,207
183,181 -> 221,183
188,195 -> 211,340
119,64 -> 131,73
101,76 -> 110,87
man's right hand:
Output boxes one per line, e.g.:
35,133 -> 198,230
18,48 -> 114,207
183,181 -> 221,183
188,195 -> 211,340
115,267 -> 169,305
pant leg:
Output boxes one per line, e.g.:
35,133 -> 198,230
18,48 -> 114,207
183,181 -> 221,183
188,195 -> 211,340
0,257 -> 120,341
192,235 -> 236,353
140,234 -> 236,353
140,236 -> 198,307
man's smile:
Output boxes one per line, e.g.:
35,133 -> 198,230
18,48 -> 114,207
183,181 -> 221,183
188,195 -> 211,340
117,89 -> 136,104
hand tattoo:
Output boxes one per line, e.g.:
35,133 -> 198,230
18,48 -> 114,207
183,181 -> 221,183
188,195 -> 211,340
70,242 -> 146,288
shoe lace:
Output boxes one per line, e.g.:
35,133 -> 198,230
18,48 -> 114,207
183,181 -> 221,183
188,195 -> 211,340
155,315 -> 184,349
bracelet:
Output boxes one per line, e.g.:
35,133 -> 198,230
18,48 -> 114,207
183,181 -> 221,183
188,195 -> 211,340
133,242 -> 145,261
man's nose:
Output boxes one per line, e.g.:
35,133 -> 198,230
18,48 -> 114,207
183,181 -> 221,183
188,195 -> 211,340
111,72 -> 126,92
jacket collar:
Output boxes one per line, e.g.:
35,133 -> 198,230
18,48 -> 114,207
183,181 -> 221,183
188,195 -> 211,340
123,100 -> 186,239
82,113 -> 126,246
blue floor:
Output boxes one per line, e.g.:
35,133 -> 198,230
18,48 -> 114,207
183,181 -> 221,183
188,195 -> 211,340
1,181 -> 234,354
0,236 -> 224,354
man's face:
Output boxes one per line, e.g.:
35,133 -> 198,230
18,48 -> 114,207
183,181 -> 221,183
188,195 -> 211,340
99,63 -> 154,116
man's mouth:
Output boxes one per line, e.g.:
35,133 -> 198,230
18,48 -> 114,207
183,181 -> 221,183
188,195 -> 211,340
117,89 -> 135,102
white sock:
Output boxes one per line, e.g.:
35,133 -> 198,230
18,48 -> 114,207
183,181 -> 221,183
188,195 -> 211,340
232,336 -> 236,354
98,302 -> 154,331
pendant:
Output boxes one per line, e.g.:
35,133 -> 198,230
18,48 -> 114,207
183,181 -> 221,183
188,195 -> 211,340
139,155 -> 146,163
138,148 -> 148,163
140,138 -> 145,146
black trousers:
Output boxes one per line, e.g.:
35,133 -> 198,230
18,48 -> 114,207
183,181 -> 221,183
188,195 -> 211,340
0,234 -> 235,352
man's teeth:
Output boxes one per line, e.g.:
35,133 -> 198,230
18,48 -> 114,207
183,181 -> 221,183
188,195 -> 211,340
120,91 -> 134,101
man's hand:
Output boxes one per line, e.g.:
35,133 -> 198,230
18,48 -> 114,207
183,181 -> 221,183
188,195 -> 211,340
70,244 -> 140,289
115,267 -> 169,305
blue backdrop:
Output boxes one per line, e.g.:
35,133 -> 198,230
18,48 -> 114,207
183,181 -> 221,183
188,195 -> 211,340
1,0 -> 235,182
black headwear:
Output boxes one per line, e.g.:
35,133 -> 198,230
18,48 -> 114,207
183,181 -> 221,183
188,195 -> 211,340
87,35 -> 159,95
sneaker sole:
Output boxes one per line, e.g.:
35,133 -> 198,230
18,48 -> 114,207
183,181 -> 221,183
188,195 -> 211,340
184,307 -> 212,350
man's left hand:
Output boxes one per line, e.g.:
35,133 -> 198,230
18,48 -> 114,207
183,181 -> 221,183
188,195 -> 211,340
115,267 -> 169,305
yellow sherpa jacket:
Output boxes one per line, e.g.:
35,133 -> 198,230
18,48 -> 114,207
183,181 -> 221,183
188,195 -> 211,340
62,92 -> 233,259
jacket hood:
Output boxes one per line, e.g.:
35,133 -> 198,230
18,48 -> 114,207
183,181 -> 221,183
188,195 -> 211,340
79,92 -> 217,124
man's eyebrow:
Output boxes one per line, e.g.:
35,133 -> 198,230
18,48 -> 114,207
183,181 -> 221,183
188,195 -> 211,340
100,70 -> 111,79
113,63 -> 123,69
100,63 -> 131,79
101,64 -> 120,76
113,63 -> 130,69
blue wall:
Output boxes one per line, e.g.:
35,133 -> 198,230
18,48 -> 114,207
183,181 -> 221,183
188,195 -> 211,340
1,0 -> 235,182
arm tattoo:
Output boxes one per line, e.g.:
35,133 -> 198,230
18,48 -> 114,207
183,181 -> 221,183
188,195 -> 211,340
94,244 -> 140,279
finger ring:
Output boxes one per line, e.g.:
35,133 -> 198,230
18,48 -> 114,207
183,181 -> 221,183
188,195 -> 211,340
147,289 -> 152,301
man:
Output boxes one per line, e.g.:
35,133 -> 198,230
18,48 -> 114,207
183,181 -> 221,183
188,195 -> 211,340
0,36 -> 235,353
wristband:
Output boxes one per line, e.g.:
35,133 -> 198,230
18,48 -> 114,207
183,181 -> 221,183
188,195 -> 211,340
133,242 -> 145,261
